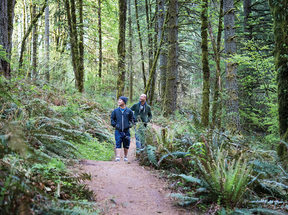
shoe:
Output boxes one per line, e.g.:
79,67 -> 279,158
124,157 -> 128,162
115,157 -> 120,162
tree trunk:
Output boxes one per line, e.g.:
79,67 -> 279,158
98,0 -> 102,78
32,5 -> 38,79
45,0 -> 50,81
158,0 -> 167,100
0,0 -> 16,78
243,0 -> 252,40
145,0 -> 153,72
210,0 -> 223,128
223,0 -> 240,131
78,0 -> 84,92
134,0 -> 146,89
163,0 -> 178,116
116,0 -> 127,98
201,0 -> 210,127
19,1 -> 47,70
128,0 -> 133,101
65,0 -> 84,93
269,0 -> 288,164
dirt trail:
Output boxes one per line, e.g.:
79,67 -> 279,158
80,138 -> 193,215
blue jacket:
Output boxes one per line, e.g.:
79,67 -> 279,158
111,107 -> 134,132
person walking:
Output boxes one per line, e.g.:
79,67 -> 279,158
111,96 -> 134,162
130,94 -> 152,150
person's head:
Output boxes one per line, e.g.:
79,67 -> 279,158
118,96 -> 128,107
139,94 -> 147,103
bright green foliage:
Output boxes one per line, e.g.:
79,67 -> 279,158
197,149 -> 252,207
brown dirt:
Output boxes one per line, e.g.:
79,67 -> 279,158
79,138 -> 196,215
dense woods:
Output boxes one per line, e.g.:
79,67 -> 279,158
1,0 -> 288,214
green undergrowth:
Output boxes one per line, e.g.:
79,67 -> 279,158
0,77 -> 114,214
137,108 -> 288,214
75,139 -> 114,161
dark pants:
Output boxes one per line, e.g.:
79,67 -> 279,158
115,130 -> 130,149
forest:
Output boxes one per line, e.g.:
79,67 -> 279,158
0,0 -> 288,214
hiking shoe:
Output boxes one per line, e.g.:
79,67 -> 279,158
115,157 -> 120,162
124,157 -> 128,162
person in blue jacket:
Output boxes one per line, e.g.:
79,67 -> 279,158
111,96 -> 134,162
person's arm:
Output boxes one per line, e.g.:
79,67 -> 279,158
147,107 -> 152,122
129,110 -> 135,127
130,104 -> 136,111
111,110 -> 116,127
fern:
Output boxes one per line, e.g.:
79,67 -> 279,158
146,145 -> 158,166
170,193 -> 199,206
233,208 -> 286,215
176,174 -> 202,185
157,151 -> 189,166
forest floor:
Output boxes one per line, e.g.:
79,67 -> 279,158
78,135 -> 195,215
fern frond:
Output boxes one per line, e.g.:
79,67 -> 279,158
146,145 -> 157,166
177,174 -> 202,185
157,151 -> 189,166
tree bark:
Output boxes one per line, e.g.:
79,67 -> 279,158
163,0 -> 178,116
128,0 -> 133,101
78,0 -> 84,92
210,0 -> 223,128
19,1 -> 47,70
32,5 -> 38,79
134,0 -> 146,89
45,0 -> 50,81
145,0 -> 153,72
201,0 -> 210,127
158,0 -> 167,100
98,0 -> 102,78
224,0 -> 240,131
116,0 -> 127,98
243,0 -> 252,40
0,0 -> 16,78
269,0 -> 288,164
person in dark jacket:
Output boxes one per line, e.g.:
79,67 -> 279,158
130,94 -> 152,150
111,96 -> 134,162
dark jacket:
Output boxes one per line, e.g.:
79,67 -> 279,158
130,102 -> 152,123
111,107 -> 134,132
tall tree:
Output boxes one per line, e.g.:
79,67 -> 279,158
65,0 -> 84,92
201,0 -> 210,127
269,0 -> 288,163
158,0 -> 167,100
128,0 -> 133,101
243,0 -> 252,40
19,1 -> 47,70
163,0 -> 178,116
116,0 -> 127,98
32,5 -> 38,79
98,0 -> 102,78
0,0 -> 16,78
210,0 -> 223,128
134,0 -> 146,89
145,0 -> 153,72
45,0 -> 50,81
223,0 -> 240,131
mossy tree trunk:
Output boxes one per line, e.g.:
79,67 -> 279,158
201,0 -> 210,127
269,0 -> 288,163
128,0 -> 133,101
19,1 -> 46,71
163,0 -> 178,116
98,0 -> 102,78
158,0 -> 167,101
134,0 -> 146,89
116,0 -> 127,98
223,0 -> 240,132
45,0 -> 50,82
210,0 -> 223,129
65,0 -> 84,93
0,0 -> 16,78
32,5 -> 38,79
